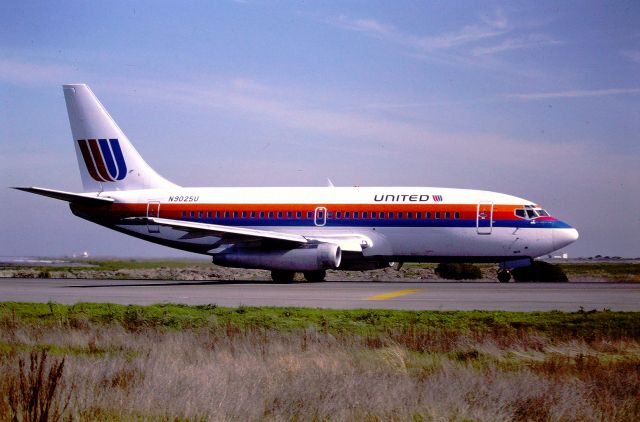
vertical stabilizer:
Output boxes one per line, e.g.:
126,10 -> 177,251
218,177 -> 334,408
63,84 -> 178,192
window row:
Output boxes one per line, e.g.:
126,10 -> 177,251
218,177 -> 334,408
180,210 -> 463,220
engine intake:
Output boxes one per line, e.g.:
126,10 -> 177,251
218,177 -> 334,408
212,243 -> 342,271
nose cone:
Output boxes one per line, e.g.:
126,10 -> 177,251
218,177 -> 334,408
553,227 -> 579,250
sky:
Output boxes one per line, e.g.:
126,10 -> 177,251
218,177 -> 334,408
1,1 -> 639,258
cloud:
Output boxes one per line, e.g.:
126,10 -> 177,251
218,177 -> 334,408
505,88 -> 640,100
328,9 -> 562,74
331,14 -> 507,54
473,33 -> 562,56
0,58 -> 78,85
620,49 -> 640,64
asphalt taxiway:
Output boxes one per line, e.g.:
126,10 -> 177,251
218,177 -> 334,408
1,278 -> 638,311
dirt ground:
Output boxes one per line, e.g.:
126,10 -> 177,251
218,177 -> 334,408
0,264 -> 499,282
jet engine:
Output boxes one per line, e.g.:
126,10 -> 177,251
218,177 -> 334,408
211,243 -> 342,271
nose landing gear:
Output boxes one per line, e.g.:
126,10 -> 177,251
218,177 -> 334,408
498,258 -> 532,282
497,269 -> 512,283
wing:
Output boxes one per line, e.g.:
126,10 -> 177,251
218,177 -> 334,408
144,217 -> 371,253
147,217 -> 307,245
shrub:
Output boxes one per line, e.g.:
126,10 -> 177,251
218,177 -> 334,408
512,261 -> 568,282
435,263 -> 482,280
6,350 -> 72,422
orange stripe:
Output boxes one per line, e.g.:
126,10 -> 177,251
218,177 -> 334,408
104,203 -> 529,221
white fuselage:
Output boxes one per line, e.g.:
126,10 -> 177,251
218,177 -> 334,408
71,186 -> 578,265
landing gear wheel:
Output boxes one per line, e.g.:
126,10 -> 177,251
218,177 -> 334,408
271,270 -> 295,283
303,270 -> 326,282
497,269 -> 511,283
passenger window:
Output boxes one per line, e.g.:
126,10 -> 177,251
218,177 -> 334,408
345,211 -> 351,218
207,211 -> 212,218
445,212 -> 450,219
426,212 -> 431,219
407,212 -> 413,219
182,211 -> 187,218
190,211 -> 195,217
277,211 -> 283,218
454,212 -> 460,219
435,212 -> 441,219
268,211 -> 274,218
371,211 -> 377,218
416,212 -> 421,219
380,212 -> 385,219
353,211 -> 359,218
362,211 -> 367,218
296,211 -> 302,218
398,212 -> 403,219
224,211 -> 229,218
198,211 -> 203,218
250,211 -> 256,218
307,211 -> 312,219
388,212 -> 394,218
336,211 -> 341,218
287,211 -> 292,218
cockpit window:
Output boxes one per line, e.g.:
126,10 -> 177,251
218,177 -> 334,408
515,207 -> 551,219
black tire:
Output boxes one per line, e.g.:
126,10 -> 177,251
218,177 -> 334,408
271,270 -> 295,283
497,270 -> 511,283
303,270 -> 326,282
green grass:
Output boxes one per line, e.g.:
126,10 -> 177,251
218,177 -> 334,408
2,302 -> 639,340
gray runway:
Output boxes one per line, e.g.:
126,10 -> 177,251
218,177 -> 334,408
1,278 -> 638,311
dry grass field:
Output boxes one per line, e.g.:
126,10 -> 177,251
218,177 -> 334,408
0,303 -> 639,421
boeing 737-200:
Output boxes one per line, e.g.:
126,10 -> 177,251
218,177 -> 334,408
15,84 -> 578,282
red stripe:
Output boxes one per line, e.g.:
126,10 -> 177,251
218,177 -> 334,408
78,140 -> 105,182
88,139 -> 112,181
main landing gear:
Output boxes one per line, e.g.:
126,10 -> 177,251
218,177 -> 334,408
497,269 -> 512,283
270,270 -> 327,283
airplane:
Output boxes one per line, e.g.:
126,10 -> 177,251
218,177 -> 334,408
14,84 -> 579,283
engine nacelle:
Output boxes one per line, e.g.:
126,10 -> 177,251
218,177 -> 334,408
211,243 -> 342,271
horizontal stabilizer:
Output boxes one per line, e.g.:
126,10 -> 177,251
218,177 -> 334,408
12,187 -> 114,205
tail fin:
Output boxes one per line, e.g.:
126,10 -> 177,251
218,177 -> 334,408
63,84 -> 178,192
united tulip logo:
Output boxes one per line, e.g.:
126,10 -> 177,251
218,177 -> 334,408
77,139 -> 127,182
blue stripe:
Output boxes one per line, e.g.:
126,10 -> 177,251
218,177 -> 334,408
98,139 -> 118,181
179,218 -> 572,229
110,139 -> 127,180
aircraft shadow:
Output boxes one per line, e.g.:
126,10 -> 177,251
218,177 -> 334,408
63,279 -> 330,288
